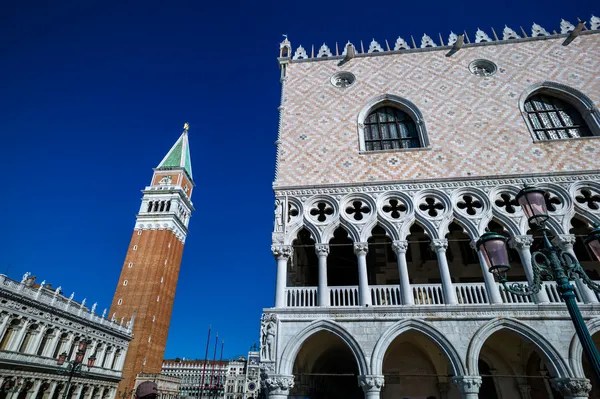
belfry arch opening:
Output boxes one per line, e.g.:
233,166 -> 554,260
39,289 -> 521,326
381,330 -> 458,398
290,330 -> 363,399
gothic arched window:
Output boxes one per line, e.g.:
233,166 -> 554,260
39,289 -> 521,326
363,107 -> 421,151
358,94 -> 430,152
524,94 -> 592,140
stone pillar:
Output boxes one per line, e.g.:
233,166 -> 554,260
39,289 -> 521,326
315,244 -> 330,307
272,245 -> 292,308
452,376 -> 482,399
45,332 -> 61,358
354,243 -> 371,306
0,314 -> 10,342
44,382 -> 58,399
392,240 -> 414,305
431,239 -> 458,305
554,234 -> 599,304
358,375 -> 384,399
26,380 -> 42,399
474,242 -> 503,304
264,375 -> 294,399
551,378 -> 592,399
9,319 -> 28,351
73,385 -> 84,399
84,386 -> 95,399
27,328 -> 43,354
510,235 -> 551,304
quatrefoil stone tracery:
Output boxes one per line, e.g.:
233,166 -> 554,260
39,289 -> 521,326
382,198 -> 407,219
456,194 -> 483,216
309,201 -> 334,222
288,203 -> 300,222
419,197 -> 445,217
495,193 -> 518,213
576,188 -> 600,211
345,200 -> 371,221
544,191 -> 562,212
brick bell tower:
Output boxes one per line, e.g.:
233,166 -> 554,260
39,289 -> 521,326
110,123 -> 194,393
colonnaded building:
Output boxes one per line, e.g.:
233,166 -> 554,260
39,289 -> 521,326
260,17 -> 600,399
0,274 -> 132,399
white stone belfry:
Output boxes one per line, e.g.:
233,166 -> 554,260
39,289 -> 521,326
292,45 -> 308,60
394,37 -> 410,50
503,25 -> 520,39
560,19 -> 576,34
447,31 -> 458,45
532,22 -> 550,37
420,34 -> 437,48
316,43 -> 332,58
475,28 -> 493,43
368,39 -> 384,53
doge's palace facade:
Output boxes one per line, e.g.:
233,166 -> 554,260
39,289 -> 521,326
260,18 -> 600,399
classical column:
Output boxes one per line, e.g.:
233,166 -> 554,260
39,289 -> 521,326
473,241 -> 503,304
73,385 -> 84,399
392,240 -> 414,305
26,380 -> 42,399
315,244 -> 330,307
272,245 -> 293,308
510,235 -> 551,304
84,386 -> 95,399
44,382 -> 58,399
358,375 -> 384,399
9,319 -> 29,351
452,376 -> 482,399
551,378 -> 592,399
431,239 -> 458,305
554,234 -> 599,304
27,328 -> 43,354
264,375 -> 294,399
354,243 -> 371,306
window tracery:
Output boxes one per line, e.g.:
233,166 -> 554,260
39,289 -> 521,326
524,94 -> 592,140
363,107 -> 420,151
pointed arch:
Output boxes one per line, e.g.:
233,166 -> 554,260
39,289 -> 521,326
371,318 -> 466,376
466,317 -> 572,378
285,223 -> 321,246
357,94 -> 430,151
440,217 -> 479,242
278,319 -> 368,376
488,214 -> 522,238
519,81 -> 600,141
569,317 -> 600,378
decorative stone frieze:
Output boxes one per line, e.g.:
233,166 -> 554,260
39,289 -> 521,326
263,374 -> 294,395
358,375 -> 385,392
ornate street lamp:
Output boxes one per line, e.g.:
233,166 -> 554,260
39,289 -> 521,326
476,186 -> 600,384
57,340 -> 97,399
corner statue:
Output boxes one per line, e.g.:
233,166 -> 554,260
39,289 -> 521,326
260,313 -> 277,361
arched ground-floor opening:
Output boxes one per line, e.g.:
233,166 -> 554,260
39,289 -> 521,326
290,329 -> 363,399
582,331 -> 600,398
479,329 -> 565,399
381,330 -> 459,399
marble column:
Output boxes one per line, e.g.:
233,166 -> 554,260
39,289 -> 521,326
431,239 -> 458,305
452,376 -> 482,399
315,244 -> 330,306
551,378 -> 592,399
358,375 -> 384,399
26,380 -> 42,399
554,234 -> 598,304
272,245 -> 293,308
392,240 -> 414,305
354,243 -> 371,306
44,382 -> 58,399
9,319 -> 29,351
510,235 -> 551,304
473,241 -> 503,304
264,375 -> 294,399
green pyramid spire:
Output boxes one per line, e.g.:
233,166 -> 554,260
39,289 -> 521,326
157,123 -> 193,179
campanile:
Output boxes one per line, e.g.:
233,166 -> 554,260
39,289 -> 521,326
110,124 -> 194,393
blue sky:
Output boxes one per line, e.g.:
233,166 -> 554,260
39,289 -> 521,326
1,0 -> 597,359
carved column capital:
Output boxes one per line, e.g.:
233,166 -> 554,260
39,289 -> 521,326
358,375 -> 385,393
553,234 -> 577,250
354,242 -> 369,256
263,374 -> 295,395
392,240 -> 408,253
551,378 -> 592,397
271,245 -> 293,260
510,235 -> 534,249
431,239 -> 448,252
315,244 -> 330,256
452,376 -> 482,394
